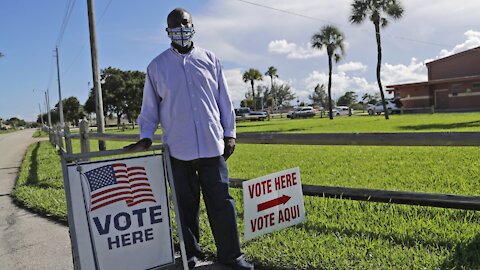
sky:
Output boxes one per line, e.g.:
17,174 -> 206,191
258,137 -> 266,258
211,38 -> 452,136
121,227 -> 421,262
1,0 -> 479,121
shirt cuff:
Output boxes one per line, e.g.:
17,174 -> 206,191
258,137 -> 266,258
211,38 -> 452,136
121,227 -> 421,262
140,128 -> 156,141
223,128 -> 236,139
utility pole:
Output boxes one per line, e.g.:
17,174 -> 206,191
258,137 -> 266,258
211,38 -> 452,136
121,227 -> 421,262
55,47 -> 65,127
45,90 -> 52,127
87,0 -> 106,150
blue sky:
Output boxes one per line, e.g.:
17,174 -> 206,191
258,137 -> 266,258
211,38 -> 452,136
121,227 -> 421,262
1,0 -> 479,121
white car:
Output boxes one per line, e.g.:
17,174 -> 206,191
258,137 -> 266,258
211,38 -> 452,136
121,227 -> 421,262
288,106 -> 316,119
368,101 -> 400,115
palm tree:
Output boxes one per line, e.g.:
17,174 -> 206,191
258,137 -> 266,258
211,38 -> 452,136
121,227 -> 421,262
311,25 -> 346,120
350,0 -> 404,120
265,66 -> 279,111
242,68 -> 263,110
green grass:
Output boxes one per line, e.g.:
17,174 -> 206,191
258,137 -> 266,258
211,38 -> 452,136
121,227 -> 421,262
13,113 -> 480,269
32,129 -> 49,137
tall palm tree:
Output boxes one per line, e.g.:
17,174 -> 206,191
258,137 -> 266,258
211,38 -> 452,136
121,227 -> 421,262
350,0 -> 404,120
311,25 -> 346,120
242,68 -> 263,110
265,66 -> 279,110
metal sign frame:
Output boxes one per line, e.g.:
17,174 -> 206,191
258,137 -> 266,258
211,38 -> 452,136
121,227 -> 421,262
60,145 -> 188,270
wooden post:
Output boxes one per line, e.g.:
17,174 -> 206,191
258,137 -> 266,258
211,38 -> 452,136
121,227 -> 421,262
79,120 -> 90,157
431,105 -> 435,114
57,125 -> 64,151
49,127 -> 54,145
64,124 -> 73,155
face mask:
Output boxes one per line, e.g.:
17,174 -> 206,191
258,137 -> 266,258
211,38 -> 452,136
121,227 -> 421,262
166,26 -> 195,47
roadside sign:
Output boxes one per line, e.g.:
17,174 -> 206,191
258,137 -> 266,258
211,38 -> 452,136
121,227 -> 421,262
243,167 -> 306,241
65,154 -> 175,270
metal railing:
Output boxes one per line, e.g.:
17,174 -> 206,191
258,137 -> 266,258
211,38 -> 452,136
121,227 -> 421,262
44,119 -> 480,210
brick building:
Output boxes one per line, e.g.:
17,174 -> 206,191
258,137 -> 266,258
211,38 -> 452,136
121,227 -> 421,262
386,46 -> 480,111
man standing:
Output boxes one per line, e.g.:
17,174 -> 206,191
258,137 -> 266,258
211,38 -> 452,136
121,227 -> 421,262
125,8 -> 253,270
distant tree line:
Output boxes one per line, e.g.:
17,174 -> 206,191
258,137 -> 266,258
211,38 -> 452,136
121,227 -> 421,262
38,67 -> 145,128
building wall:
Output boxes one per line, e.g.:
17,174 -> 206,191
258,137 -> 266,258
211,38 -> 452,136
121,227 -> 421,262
428,48 -> 480,80
397,85 -> 432,108
432,81 -> 480,109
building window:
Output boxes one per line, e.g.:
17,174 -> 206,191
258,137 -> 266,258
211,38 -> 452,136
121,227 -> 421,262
473,83 -> 480,89
451,83 -> 462,90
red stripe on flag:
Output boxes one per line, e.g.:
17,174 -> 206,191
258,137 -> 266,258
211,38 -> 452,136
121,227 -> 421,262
91,191 -> 132,205
91,185 -> 130,198
129,177 -> 148,182
130,182 -> 150,188
127,198 -> 156,207
112,163 -> 126,168
91,196 -> 132,211
128,171 -> 147,177
127,166 -> 145,171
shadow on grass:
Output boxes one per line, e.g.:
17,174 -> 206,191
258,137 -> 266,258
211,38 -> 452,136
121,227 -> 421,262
297,222 -> 457,251
26,142 -> 41,186
399,120 -> 480,131
440,234 -> 480,269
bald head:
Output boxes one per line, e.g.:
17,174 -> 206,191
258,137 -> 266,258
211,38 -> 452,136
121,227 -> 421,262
167,8 -> 193,28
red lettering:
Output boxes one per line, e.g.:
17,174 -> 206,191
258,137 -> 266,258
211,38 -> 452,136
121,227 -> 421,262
292,172 -> 297,186
281,175 -> 286,189
286,173 -> 292,187
248,185 -> 255,199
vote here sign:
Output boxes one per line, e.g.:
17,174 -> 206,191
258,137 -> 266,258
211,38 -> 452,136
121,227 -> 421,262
66,155 -> 174,270
243,167 -> 305,241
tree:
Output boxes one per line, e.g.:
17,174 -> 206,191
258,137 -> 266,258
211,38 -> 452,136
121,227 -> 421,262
0,52 -> 4,58
311,25 -> 346,119
337,91 -> 358,107
242,68 -> 263,110
275,83 -> 296,108
350,0 -> 404,120
265,66 -> 279,110
56,97 -> 84,126
309,84 -> 329,108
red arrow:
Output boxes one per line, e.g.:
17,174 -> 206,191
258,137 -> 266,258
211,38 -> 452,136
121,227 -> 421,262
257,195 -> 291,212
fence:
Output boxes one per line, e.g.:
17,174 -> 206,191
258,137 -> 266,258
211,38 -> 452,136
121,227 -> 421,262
45,119 -> 480,211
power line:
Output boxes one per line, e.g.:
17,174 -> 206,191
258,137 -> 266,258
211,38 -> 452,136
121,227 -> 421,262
56,0 -> 77,47
235,0 -> 454,48
63,0 -> 114,76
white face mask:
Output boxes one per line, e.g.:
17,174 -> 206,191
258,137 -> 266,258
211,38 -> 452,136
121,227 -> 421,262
166,26 -> 195,47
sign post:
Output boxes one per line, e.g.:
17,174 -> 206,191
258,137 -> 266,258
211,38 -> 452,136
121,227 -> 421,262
243,167 -> 306,241
61,145 -> 187,270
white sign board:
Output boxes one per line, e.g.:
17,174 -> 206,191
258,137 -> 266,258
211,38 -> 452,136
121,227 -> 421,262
243,167 -> 305,241
66,155 -> 174,270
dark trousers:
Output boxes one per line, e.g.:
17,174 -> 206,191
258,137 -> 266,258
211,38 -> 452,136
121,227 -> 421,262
170,156 -> 242,262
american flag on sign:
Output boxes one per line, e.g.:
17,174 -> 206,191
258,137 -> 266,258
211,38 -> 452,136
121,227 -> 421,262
83,163 -> 156,211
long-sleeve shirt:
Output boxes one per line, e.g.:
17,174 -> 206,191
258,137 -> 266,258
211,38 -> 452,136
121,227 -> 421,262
137,46 -> 236,161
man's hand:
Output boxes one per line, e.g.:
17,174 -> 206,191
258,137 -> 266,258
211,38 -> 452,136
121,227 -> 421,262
223,137 -> 235,161
123,138 -> 153,152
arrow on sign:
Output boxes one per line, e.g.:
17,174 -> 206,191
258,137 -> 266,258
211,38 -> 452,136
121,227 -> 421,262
257,195 -> 291,212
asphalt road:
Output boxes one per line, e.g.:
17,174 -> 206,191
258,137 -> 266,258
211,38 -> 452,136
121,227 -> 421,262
0,129 -> 73,270
0,129 -> 235,270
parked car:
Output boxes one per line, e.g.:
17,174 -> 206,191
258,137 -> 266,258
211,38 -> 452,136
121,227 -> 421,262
235,107 -> 267,121
288,106 -> 316,119
367,100 -> 401,115
326,108 -> 340,117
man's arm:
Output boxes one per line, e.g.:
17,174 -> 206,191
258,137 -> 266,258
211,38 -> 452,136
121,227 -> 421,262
215,58 -> 236,160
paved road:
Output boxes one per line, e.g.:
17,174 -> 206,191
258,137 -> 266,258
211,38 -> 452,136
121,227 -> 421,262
0,129 -> 235,270
0,129 -> 73,270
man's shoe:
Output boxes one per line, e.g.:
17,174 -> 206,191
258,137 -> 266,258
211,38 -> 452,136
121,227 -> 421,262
187,256 -> 199,269
221,255 -> 254,270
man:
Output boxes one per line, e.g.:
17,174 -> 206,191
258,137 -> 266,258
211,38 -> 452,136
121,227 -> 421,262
125,8 -> 253,270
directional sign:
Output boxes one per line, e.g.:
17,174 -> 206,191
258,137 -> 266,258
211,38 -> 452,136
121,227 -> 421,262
65,155 -> 175,270
243,167 -> 305,241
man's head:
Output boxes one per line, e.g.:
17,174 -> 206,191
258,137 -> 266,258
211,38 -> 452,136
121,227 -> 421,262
166,8 -> 194,49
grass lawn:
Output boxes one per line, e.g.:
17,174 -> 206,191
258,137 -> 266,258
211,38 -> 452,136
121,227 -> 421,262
12,113 -> 480,269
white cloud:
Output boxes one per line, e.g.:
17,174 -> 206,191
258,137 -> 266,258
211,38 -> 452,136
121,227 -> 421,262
382,58 -> 428,85
303,70 -> 379,102
337,61 -> 367,73
268,40 -> 324,59
439,30 -> 480,57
